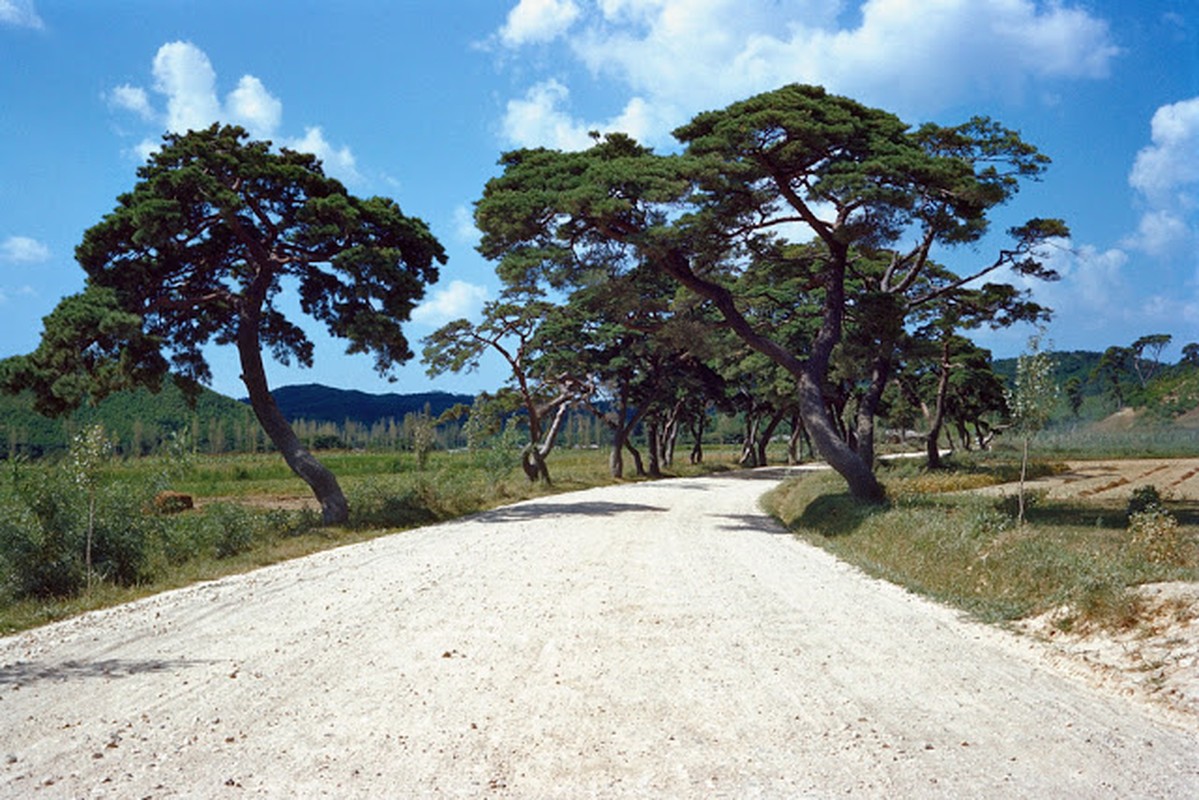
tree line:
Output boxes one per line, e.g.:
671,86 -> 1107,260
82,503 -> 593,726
3,84 -> 1196,522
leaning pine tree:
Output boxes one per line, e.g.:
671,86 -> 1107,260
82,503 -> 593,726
0,125 -> 445,524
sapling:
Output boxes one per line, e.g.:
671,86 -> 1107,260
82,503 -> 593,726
1008,332 -> 1057,525
68,424 -> 112,591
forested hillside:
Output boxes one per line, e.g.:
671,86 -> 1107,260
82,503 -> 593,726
995,348 -> 1199,422
0,383 -> 476,458
1,382 -> 261,458
265,385 -> 472,426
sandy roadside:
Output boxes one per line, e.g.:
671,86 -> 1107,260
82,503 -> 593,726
1,471 -> 1196,798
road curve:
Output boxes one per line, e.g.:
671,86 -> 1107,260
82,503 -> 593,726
1,471 -> 1196,798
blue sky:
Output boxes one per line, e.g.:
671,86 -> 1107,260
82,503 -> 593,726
2,1 -> 1196,400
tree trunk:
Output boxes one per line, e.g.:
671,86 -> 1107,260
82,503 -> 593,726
955,418 -> 972,451
787,413 -> 803,464
521,399 -> 570,485
238,322 -> 349,525
854,356 -> 891,469
926,340 -> 952,470
658,245 -> 883,503
798,370 -> 885,502
756,409 -> 785,468
646,421 -> 662,478
608,429 -> 625,478
739,413 -> 760,467
689,414 -> 705,464
626,440 -> 647,477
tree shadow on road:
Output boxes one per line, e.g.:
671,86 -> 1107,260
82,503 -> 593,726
475,501 -> 667,523
0,657 -> 214,688
713,514 -> 789,534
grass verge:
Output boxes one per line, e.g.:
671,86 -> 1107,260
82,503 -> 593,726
763,461 -> 1198,631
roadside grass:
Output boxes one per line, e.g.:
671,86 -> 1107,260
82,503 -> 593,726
764,460 -> 1198,630
0,447 -> 739,635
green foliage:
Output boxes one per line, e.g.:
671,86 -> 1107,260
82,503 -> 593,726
0,462 -> 160,598
347,478 -> 439,530
1126,485 -> 1164,518
409,410 -> 437,470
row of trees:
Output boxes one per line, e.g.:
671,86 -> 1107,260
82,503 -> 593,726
1,85 -> 1069,521
427,85 -> 1063,495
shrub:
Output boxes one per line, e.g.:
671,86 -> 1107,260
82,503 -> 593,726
0,470 -> 159,597
348,478 -> 438,530
1126,484 -> 1163,518
1127,507 -> 1184,566
0,474 -> 85,598
205,502 -> 260,558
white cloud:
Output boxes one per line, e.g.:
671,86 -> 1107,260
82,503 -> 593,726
453,205 -> 480,244
0,0 -> 43,29
227,75 -> 283,139
284,126 -> 361,184
411,280 -> 490,325
1124,209 -> 1191,258
110,42 -> 359,184
497,0 -> 1119,146
501,78 -> 666,148
107,84 -> 155,121
0,235 -> 50,263
1125,96 -> 1199,258
1129,97 -> 1199,206
502,79 -> 597,149
152,41 -> 222,134
500,0 -> 581,46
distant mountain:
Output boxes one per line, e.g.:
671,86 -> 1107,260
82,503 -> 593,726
259,384 -> 475,426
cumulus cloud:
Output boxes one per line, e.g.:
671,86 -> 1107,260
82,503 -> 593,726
226,75 -> 284,139
501,78 -> 666,148
1129,97 -> 1199,206
453,205 -> 481,244
0,0 -> 43,29
284,126 -> 361,183
502,80 -> 596,149
411,280 -> 490,326
500,0 -> 581,46
110,41 -> 360,184
151,41 -> 223,134
1125,97 -> 1199,257
0,235 -> 50,263
497,0 -> 1119,146
107,84 -> 156,121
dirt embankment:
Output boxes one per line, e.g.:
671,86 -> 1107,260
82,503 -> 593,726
980,458 -> 1199,722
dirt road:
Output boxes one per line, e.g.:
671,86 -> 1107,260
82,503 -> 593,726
2,471 -> 1196,798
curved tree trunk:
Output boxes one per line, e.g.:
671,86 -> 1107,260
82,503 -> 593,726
798,371 -> 885,502
756,409 -> 785,467
659,246 -> 884,503
238,323 -> 349,525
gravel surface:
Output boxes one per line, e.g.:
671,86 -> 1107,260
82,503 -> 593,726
2,470 -> 1196,798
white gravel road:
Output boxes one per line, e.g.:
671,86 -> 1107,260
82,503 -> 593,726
1,470 -> 1196,798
